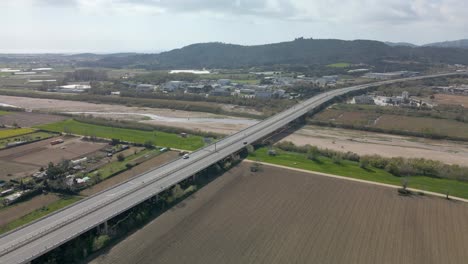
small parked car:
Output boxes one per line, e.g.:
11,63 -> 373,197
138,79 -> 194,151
182,154 -> 190,159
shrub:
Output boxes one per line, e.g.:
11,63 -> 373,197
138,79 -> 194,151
332,154 -> 342,164
116,153 -> 125,162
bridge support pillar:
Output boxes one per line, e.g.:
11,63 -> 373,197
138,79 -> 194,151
103,221 -> 109,234
98,221 -> 109,235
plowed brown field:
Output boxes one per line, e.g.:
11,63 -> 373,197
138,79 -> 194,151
0,137 -> 106,180
90,162 -> 468,264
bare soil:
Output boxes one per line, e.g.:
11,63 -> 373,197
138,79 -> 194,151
0,193 -> 60,226
0,112 -> 65,127
91,162 -> 468,264
283,125 -> 468,166
0,137 -> 106,180
12,137 -> 106,166
433,94 -> 468,107
80,151 -> 179,196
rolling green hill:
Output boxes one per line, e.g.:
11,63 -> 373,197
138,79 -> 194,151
82,38 -> 468,70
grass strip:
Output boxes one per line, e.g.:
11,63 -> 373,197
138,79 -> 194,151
249,147 -> 468,199
0,196 -> 82,234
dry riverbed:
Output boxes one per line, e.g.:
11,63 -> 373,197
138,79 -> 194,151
0,95 -> 258,134
283,125 -> 468,166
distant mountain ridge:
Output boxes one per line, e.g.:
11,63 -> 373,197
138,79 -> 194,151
80,38 -> 468,69
384,42 -> 418,48
385,39 -> 468,49
423,39 -> 468,49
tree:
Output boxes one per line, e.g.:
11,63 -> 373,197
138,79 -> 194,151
117,153 -> 125,162
92,235 -> 110,251
385,162 -> 400,176
332,154 -> 342,164
144,140 -> 154,149
111,138 -> 121,146
172,184 -> 184,200
307,146 -> 320,161
246,144 -> 255,154
359,157 -> 370,169
401,177 -> 408,190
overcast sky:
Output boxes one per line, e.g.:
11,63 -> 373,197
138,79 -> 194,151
0,0 -> 467,53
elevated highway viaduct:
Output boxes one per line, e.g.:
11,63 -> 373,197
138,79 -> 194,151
0,71 -> 465,264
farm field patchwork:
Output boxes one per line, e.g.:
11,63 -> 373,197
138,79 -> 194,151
0,136 -> 107,180
91,162 -> 468,264
37,119 -> 205,150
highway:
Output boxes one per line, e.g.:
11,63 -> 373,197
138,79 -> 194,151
0,71 -> 464,264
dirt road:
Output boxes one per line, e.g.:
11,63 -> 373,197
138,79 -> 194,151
91,162 -> 468,264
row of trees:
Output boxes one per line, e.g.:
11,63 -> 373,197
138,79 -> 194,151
275,141 -> 468,181
65,69 -> 108,82
119,89 -> 293,115
331,103 -> 468,124
132,72 -> 199,84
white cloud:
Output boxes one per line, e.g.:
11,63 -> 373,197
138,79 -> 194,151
0,0 -> 467,52
15,0 -> 468,24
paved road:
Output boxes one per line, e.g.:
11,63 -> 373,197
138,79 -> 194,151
0,72 -> 463,264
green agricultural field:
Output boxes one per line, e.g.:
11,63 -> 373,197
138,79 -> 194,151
232,79 -> 260,85
327,62 -> 350,68
0,128 -> 36,140
0,196 -> 81,234
0,132 -> 55,149
0,72 -> 11,77
95,149 -> 160,180
250,147 -> 468,199
37,119 -> 205,150
0,111 -> 9,116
